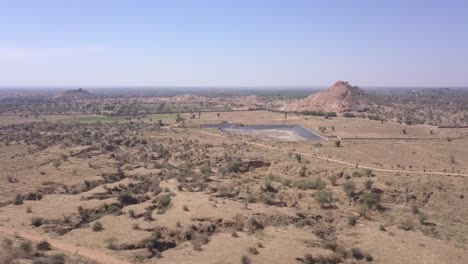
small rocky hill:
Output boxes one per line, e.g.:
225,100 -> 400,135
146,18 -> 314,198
287,81 -> 371,113
54,88 -> 93,100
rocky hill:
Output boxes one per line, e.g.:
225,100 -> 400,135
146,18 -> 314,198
286,81 -> 371,113
54,88 -> 93,100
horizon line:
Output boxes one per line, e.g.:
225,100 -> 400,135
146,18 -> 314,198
1,85 -> 468,90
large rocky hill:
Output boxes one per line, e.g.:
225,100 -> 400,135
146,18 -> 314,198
286,81 -> 371,113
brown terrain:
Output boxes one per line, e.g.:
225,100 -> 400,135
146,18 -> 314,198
0,88 -> 467,264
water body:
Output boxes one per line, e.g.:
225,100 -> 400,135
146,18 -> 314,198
203,123 -> 323,141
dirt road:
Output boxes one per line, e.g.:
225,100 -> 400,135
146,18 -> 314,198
0,226 -> 129,264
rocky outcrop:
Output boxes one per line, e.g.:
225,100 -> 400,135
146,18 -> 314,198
54,88 -> 93,100
287,81 -> 371,113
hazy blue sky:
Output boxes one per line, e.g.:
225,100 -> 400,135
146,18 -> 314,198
0,0 -> 467,87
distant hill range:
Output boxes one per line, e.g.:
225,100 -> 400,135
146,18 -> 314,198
53,88 -> 93,99
285,81 -> 371,113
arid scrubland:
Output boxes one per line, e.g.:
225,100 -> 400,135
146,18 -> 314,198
0,107 -> 466,264
0,85 -> 467,263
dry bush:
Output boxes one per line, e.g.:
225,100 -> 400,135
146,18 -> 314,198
241,255 -> 252,264
342,181 -> 356,197
191,233 -> 210,251
350,247 -> 364,260
398,219 -> 414,231
36,240 -> 52,251
92,221 -> 104,232
31,217 -> 45,227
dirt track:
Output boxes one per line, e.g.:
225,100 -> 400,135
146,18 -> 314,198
0,226 -> 129,264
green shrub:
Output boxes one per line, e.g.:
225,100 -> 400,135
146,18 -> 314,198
227,160 -> 242,173
158,195 -> 171,207
315,190 -> 332,206
200,165 -> 212,175
418,213 -> 429,225
364,169 -> 373,177
247,194 -> 257,203
362,192 -> 381,210
295,178 -> 326,190
342,181 -> 356,197
18,241 -> 33,256
128,209 -> 136,218
219,185 -> 234,197
329,175 -> 337,186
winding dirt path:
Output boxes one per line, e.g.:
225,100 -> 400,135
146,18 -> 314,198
193,129 -> 468,178
0,226 -> 129,264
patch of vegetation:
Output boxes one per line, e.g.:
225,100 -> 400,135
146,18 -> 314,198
36,240 -> 52,251
31,217 -> 45,227
398,219 -> 415,231
157,195 -> 172,208
241,255 -> 252,264
295,178 -> 326,190
315,190 -> 333,207
342,181 -> 356,197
